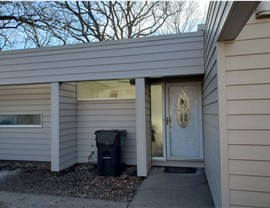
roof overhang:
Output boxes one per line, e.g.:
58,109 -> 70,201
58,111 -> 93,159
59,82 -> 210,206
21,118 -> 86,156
218,1 -> 261,41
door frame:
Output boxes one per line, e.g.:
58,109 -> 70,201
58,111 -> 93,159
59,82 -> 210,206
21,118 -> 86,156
165,82 -> 204,160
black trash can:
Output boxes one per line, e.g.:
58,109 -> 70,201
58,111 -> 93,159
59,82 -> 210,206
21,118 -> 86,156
95,130 -> 126,177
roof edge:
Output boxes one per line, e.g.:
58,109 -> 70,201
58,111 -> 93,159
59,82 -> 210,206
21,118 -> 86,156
218,1 -> 260,41
0,31 -> 203,55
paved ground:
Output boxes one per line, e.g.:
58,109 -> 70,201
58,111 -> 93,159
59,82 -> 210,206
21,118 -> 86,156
129,167 -> 214,208
0,191 -> 128,208
0,167 -> 214,208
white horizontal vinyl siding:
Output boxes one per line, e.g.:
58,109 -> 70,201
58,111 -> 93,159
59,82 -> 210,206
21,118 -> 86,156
0,84 -> 51,161
0,33 -> 204,85
77,99 -> 136,165
203,1 -> 233,207
59,83 -> 77,170
225,14 -> 270,208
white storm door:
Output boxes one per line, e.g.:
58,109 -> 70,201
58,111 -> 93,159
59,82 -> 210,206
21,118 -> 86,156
166,83 -> 203,160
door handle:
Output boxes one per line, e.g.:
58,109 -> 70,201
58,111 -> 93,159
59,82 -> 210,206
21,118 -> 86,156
166,117 -> 171,125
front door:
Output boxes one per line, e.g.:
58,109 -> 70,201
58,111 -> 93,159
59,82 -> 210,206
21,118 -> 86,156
166,83 -> 203,160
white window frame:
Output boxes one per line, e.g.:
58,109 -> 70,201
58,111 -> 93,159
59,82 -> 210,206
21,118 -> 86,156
0,113 -> 43,128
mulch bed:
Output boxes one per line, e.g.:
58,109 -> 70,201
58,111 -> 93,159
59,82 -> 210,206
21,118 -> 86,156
0,162 -> 143,202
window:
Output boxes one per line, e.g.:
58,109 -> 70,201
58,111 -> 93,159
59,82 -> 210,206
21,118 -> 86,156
151,84 -> 164,159
0,114 -> 42,127
77,80 -> 136,100
176,87 -> 191,128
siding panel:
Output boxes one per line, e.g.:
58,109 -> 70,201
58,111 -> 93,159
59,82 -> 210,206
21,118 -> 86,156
227,84 -> 270,100
227,100 -> 270,115
230,175 -> 270,193
226,69 -> 270,85
225,38 -> 270,56
237,21 -> 270,40
77,100 -> 136,165
0,84 -> 51,161
0,33 -> 204,85
230,190 -> 270,208
0,34 -> 202,60
229,160 -> 270,177
228,130 -> 270,145
59,83 -> 77,170
226,54 -> 270,71
228,115 -> 270,130
229,145 -> 270,161
0,49 -> 203,71
225,14 -> 270,207
203,1 -> 234,207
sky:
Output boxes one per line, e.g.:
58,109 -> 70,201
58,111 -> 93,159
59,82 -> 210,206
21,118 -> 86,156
1,0 -> 212,51
199,0 -> 210,13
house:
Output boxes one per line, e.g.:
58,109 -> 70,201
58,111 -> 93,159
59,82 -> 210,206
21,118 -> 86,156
0,1 -> 269,207
204,1 -> 270,207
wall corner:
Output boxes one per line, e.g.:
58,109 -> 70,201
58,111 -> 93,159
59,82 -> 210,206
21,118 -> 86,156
51,82 -> 60,172
135,78 -> 148,177
216,42 -> 230,207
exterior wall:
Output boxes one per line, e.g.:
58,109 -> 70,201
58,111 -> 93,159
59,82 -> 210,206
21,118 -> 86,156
224,14 -> 270,207
145,80 -> 152,173
203,1 -> 233,207
51,82 -> 60,171
136,78 -> 151,176
0,84 -> 51,161
59,83 -> 77,170
0,32 -> 204,86
77,99 -> 136,165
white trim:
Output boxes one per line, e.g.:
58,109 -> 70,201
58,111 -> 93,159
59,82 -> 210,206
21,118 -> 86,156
135,78 -> 147,177
217,42 -> 230,207
165,84 -> 170,159
165,82 -> 203,160
162,83 -> 167,161
51,82 -> 60,172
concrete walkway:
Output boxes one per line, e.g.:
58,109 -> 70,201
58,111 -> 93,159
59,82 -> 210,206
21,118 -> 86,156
0,191 -> 128,208
0,167 -> 214,208
129,167 -> 214,208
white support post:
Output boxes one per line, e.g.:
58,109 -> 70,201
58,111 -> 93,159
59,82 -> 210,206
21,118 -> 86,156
136,78 -> 148,177
51,82 -> 60,171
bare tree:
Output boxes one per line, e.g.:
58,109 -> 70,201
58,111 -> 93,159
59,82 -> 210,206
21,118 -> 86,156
52,1 -> 179,42
160,1 -> 205,34
0,1 -> 204,50
0,1 -> 65,49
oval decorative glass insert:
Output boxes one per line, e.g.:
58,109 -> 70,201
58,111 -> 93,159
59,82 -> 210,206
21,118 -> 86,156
176,87 -> 191,128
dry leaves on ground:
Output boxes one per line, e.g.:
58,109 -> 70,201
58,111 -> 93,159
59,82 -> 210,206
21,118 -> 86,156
0,162 -> 143,202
